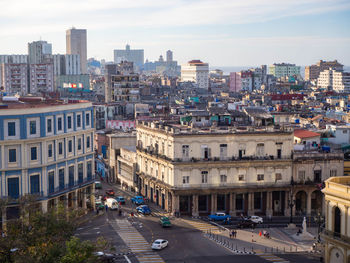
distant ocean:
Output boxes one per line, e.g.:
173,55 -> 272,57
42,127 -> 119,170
211,66 -> 350,78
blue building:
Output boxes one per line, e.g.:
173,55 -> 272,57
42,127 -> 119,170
0,97 -> 95,226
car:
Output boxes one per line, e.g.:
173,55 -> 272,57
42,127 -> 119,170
237,219 -> 257,229
94,251 -> 115,263
208,212 -> 231,221
105,189 -> 115,196
95,181 -> 102,189
115,196 -> 125,205
249,215 -> 263,224
95,200 -> 105,210
106,198 -> 119,210
160,217 -> 172,227
131,195 -> 144,205
151,239 -> 168,250
136,205 -> 151,215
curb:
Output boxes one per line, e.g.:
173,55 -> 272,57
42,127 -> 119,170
205,233 -> 256,255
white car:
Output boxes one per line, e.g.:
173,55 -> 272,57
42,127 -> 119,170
151,239 -> 168,250
249,215 -> 263,224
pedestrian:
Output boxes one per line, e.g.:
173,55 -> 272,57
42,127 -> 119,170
229,232 -> 232,239
259,231 -> 262,237
105,204 -> 108,212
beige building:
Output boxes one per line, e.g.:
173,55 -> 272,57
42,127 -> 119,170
322,176 -> 350,263
181,60 -> 209,89
305,60 -> 343,81
66,28 -> 87,74
117,147 -> 137,192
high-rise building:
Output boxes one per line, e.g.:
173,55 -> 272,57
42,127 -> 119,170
166,50 -> 173,62
181,60 -> 209,89
0,55 -> 28,64
0,63 -> 29,95
28,40 -> 52,64
268,63 -> 300,79
114,44 -> 144,69
305,60 -> 343,81
29,63 -> 54,94
317,69 -> 350,92
66,28 -> 87,74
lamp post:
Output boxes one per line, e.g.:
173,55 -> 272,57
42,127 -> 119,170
289,177 -> 295,224
314,212 -> 324,242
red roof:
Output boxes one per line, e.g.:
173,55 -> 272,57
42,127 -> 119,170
270,94 -> 305,101
294,129 -> 320,139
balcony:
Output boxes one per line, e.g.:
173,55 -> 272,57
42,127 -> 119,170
47,177 -> 95,198
322,229 -> 350,245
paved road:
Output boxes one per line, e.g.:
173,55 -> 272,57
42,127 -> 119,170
75,182 -> 321,263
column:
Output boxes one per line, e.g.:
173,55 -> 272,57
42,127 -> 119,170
91,185 -> 96,211
211,193 -> 217,214
266,191 -> 273,217
229,193 -> 236,216
82,188 -> 87,210
247,192 -> 254,215
321,195 -> 325,216
172,194 -> 179,215
73,190 -> 78,209
42,200 -> 48,213
1,207 -> 7,232
192,194 -> 199,217
284,191 -> 290,217
65,193 -> 69,210
306,191 -> 312,216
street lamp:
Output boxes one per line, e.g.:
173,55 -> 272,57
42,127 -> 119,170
289,177 -> 295,224
314,212 -> 324,242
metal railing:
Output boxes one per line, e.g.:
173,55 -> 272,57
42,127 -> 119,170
322,229 -> 350,244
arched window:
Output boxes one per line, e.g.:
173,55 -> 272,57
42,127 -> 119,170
334,207 -> 341,237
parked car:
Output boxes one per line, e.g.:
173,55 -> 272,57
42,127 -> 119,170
95,200 -> 105,210
95,181 -> 102,189
131,196 -> 144,205
106,198 -> 119,210
237,219 -> 257,229
115,196 -> 125,205
208,212 -> 231,221
105,189 -> 115,196
136,205 -> 151,215
151,239 -> 168,250
94,251 -> 115,263
160,217 -> 172,227
248,215 -> 263,224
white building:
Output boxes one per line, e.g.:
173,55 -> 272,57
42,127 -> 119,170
0,63 -> 29,95
181,60 -> 209,89
0,55 -> 28,64
66,28 -> 87,74
29,63 -> 54,94
317,69 -> 350,92
114,44 -> 144,69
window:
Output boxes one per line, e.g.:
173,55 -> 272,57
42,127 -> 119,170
57,117 -> 62,131
68,140 -> 72,153
220,144 -> 227,159
256,143 -> 264,157
59,168 -> 65,190
48,144 -> 53,158
9,149 -> 16,162
201,171 -> 208,183
47,118 -> 52,133
86,113 -> 90,126
182,145 -> 189,158
87,161 -> 92,180
277,149 -> 282,159
30,174 -> 40,194
330,170 -> 337,177
78,138 -> 82,150
257,174 -> 264,181
182,176 -> 189,184
77,114 -> 81,128
86,136 -> 90,148
67,116 -> 72,129
78,163 -> 83,183
298,170 -> 305,181
8,122 -> 16,136
30,147 -> 37,161
69,166 -> 74,186
48,171 -> 54,194
220,174 -> 227,183
201,146 -> 211,159
8,177 -> 19,199
275,173 -> 282,181
238,174 -> 245,181
58,142 -> 63,155
30,120 -> 36,135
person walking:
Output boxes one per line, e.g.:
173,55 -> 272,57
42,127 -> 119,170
229,232 -> 232,239
105,204 -> 108,212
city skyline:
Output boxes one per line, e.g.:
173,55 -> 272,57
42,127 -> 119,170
0,0 -> 349,66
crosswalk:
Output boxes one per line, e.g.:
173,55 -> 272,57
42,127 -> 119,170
181,218 -> 222,233
112,219 -> 164,263
129,211 -> 167,218
255,250 -> 290,263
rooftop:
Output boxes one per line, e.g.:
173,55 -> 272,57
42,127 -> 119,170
294,129 -> 320,139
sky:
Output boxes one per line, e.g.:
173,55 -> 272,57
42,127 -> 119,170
0,0 -> 350,67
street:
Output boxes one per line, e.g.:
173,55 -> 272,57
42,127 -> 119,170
75,182 -> 321,263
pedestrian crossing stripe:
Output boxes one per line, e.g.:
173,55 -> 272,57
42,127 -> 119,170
254,250 -> 290,263
182,219 -> 221,233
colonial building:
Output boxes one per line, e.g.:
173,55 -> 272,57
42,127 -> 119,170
0,97 -> 95,228
322,176 -> 350,263
135,121 -> 343,217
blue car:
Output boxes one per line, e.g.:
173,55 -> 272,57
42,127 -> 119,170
115,196 -> 125,205
136,205 -> 151,215
131,196 -> 144,205
208,212 -> 231,221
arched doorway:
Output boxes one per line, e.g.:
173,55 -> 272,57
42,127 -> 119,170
334,207 -> 341,237
311,190 -> 323,215
329,247 -> 343,263
295,191 -> 307,215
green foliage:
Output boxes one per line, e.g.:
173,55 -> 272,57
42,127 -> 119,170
60,237 -> 96,263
